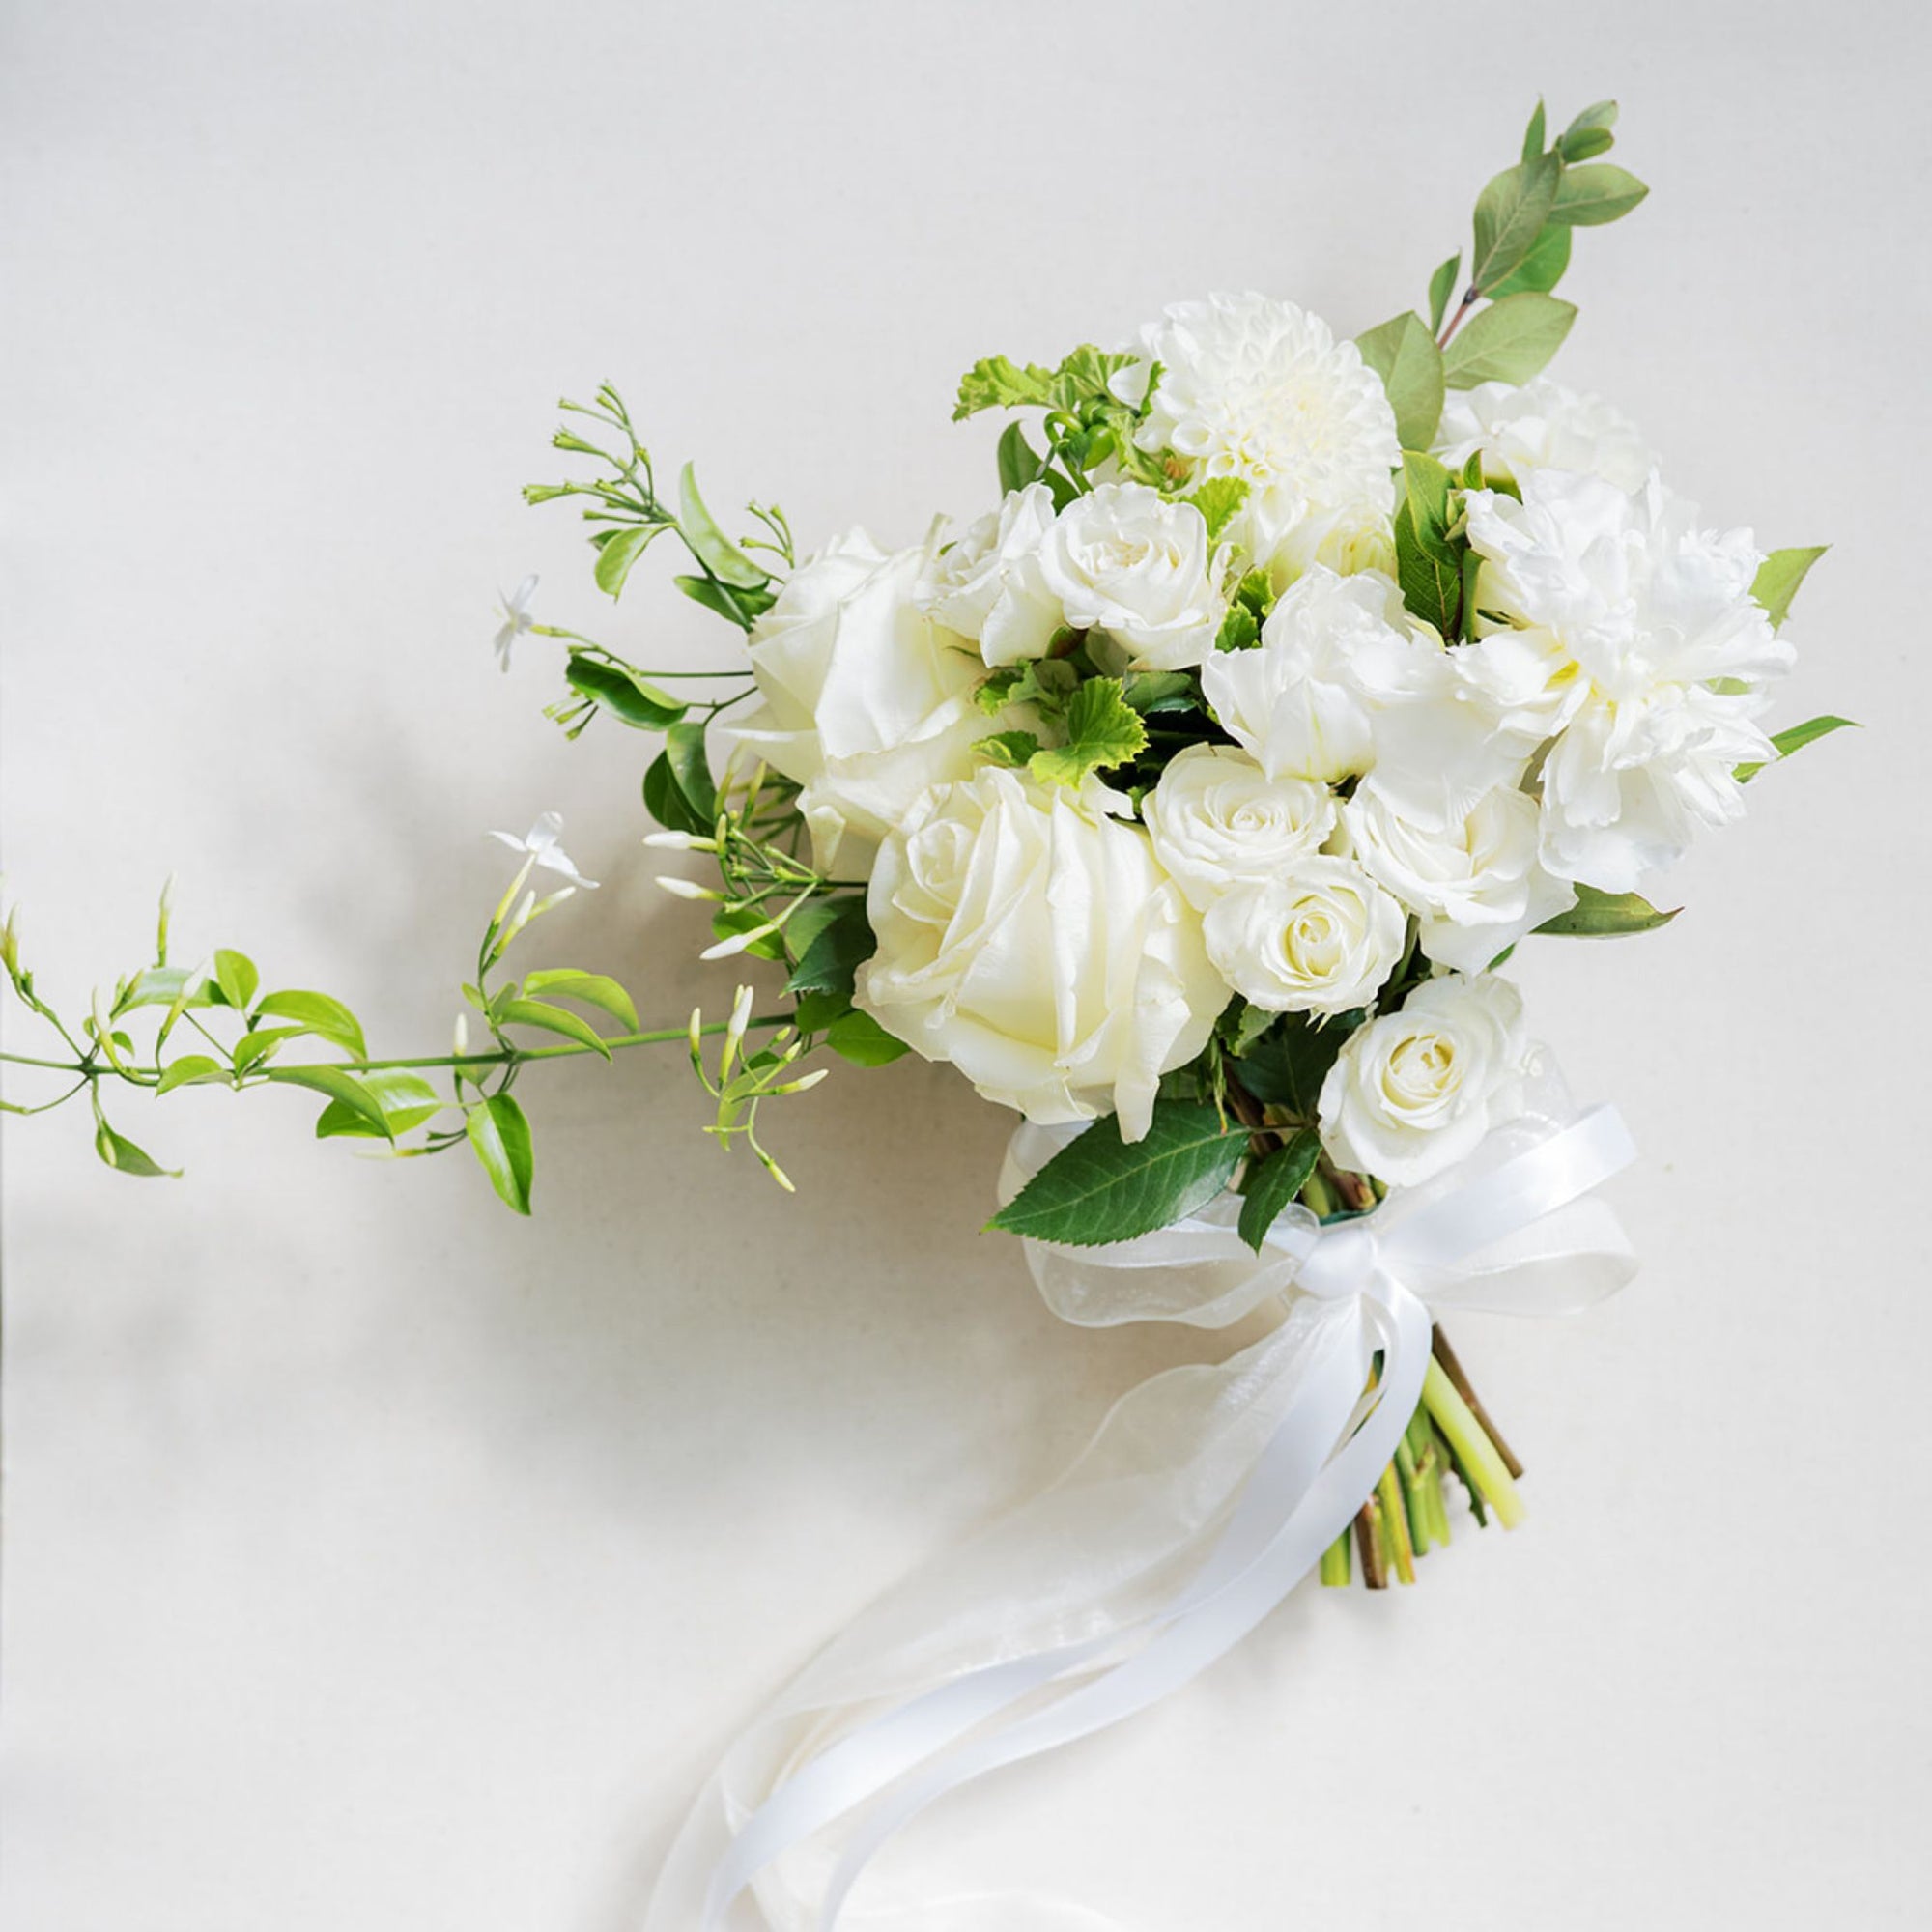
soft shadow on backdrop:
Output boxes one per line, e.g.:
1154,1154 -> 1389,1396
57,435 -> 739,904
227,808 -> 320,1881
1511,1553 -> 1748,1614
4,4 -> 1928,1928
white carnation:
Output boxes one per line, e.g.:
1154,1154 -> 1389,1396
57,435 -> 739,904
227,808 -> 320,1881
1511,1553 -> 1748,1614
1435,377 -> 1654,492
915,483 -> 1063,668
1341,781 -> 1577,975
1037,482 -> 1221,670
1202,856 -> 1406,1015
1134,292 -> 1399,577
1143,744 -> 1338,911
856,768 -> 1227,1142
1462,470 -> 1795,891
1318,974 -> 1534,1187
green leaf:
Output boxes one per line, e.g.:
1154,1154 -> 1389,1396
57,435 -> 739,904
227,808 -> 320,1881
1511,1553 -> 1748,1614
784,895 -> 876,999
564,654 -> 687,730
253,989 -> 368,1059
1534,887 -> 1679,937
213,949 -> 259,1012
674,573 -> 776,629
1560,99 -> 1618,162
975,729 -> 1043,768
1486,222 -> 1571,298
263,1064 -> 393,1138
593,524 -> 655,598
1521,98 -> 1547,161
954,354 -> 1060,418
94,1116 -> 179,1178
1029,678 -> 1149,787
988,1102 -> 1247,1246
1215,602 -> 1260,653
1442,293 -> 1577,389
1427,253 -> 1462,335
1393,453 -> 1463,638
1354,312 -> 1446,452
1120,670 -> 1199,716
1750,546 -> 1829,630
997,420 -> 1047,495
709,901 -> 786,963
495,997 -> 612,1059
677,463 -> 769,589
313,1070 -> 442,1140
231,1025 -> 306,1072
1735,715 -> 1858,782
1236,1011 -> 1363,1117
114,966 -> 212,1015
1470,150 -> 1563,293
826,1009 -> 911,1067
466,1093 -> 533,1214
1183,476 -> 1251,544
1549,163 -> 1649,227
522,969 -> 639,1031
1237,1129 -> 1323,1254
643,720 -> 716,836
156,1053 -> 229,1095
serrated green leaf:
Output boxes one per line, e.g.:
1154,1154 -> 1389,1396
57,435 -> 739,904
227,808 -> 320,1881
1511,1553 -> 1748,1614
989,1101 -> 1247,1246
253,989 -> 367,1059
94,1116 -> 179,1178
1236,1010 -> 1365,1117
565,654 -> 687,730
975,667 -> 1026,716
676,463 -> 768,589
643,720 -> 716,836
1183,476 -> 1251,544
1394,502 -> 1461,639
1029,678 -> 1148,787
264,1064 -> 392,1138
593,524 -> 655,598
1120,670 -> 1198,715
1442,294 -> 1577,389
1534,887 -> 1679,937
826,1009 -> 911,1067
156,1054 -> 229,1095
1486,222 -> 1571,298
1735,715 -> 1858,782
953,354 -> 1060,419
1549,163 -> 1648,227
1750,546 -> 1829,630
1470,150 -> 1563,293
495,997 -> 612,1059
466,1092 -> 533,1214
213,949 -> 258,1012
1215,602 -> 1260,653
784,895 -> 876,999
976,729 -> 1044,768
522,969 -> 639,1031
1355,312 -> 1446,453
1237,1129 -> 1323,1254
1427,253 -> 1462,335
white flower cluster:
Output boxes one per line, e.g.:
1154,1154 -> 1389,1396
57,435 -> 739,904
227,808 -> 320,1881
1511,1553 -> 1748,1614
722,297 -> 1799,1184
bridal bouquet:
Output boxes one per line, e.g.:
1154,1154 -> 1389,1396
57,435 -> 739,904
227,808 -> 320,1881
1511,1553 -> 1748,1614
5,98 -> 1846,1929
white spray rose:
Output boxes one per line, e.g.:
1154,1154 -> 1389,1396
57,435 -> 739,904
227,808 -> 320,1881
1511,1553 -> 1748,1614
1461,470 -> 1795,891
915,483 -> 1064,668
1340,781 -> 1577,975
1202,857 -> 1406,1015
1201,565 -> 1521,825
1434,377 -> 1655,492
1143,743 -> 1338,912
856,768 -> 1228,1142
1318,974 -> 1533,1187
1037,482 -> 1222,670
734,530 -> 1003,877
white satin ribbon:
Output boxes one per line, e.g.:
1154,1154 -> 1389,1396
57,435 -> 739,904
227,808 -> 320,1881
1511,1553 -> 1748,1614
646,1074 -> 1637,1932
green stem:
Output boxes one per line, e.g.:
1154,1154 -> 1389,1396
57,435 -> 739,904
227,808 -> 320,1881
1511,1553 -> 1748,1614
1423,1356 -> 1526,1530
1376,1462 -> 1417,1584
1319,1528 -> 1352,1588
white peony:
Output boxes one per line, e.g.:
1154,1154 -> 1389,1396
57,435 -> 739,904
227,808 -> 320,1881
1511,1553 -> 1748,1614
1318,973 -> 1533,1186
1434,377 -> 1655,492
1132,292 -> 1399,578
855,768 -> 1228,1142
1462,470 -> 1795,891
1202,565 -> 1521,825
1143,744 -> 1338,911
734,531 -> 1007,878
915,483 -> 1064,668
1202,857 -> 1406,1015
1340,781 -> 1577,975
1036,482 -> 1222,670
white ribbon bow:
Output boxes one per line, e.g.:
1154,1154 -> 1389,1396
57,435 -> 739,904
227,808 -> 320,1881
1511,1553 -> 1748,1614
646,1076 -> 1637,1932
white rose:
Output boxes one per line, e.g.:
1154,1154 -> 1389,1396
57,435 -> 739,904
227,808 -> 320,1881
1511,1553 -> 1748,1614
1037,482 -> 1221,670
1143,743 -> 1337,911
1318,974 -> 1533,1186
1202,857 -> 1406,1015
856,768 -> 1228,1141
1201,565 -> 1521,824
734,530 -> 1002,877
915,483 -> 1064,668
1434,377 -> 1655,493
1340,781 -> 1577,975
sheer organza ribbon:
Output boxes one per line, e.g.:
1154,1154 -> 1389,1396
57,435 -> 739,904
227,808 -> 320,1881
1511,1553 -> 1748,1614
644,1069 -> 1637,1932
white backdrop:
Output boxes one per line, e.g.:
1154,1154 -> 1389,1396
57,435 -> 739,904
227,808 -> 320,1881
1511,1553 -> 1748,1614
5,4 -> 1929,1927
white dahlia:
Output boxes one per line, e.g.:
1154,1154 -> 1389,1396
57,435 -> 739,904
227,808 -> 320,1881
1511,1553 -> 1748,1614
1435,377 -> 1655,492
1462,469 -> 1795,892
1133,292 -> 1399,577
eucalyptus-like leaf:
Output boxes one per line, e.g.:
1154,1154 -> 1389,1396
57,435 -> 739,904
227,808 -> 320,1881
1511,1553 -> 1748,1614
988,1102 -> 1247,1247
1427,253 -> 1462,335
1534,888 -> 1679,937
1520,98 -> 1547,161
1750,546 -> 1829,630
1237,1129 -> 1323,1254
1486,222 -> 1571,298
677,463 -> 769,589
1470,150 -> 1562,293
466,1092 -> 534,1214
253,989 -> 368,1059
1560,99 -> 1618,161
1442,294 -> 1577,389
565,654 -> 687,730
1548,163 -> 1649,227
1355,312 -> 1445,452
